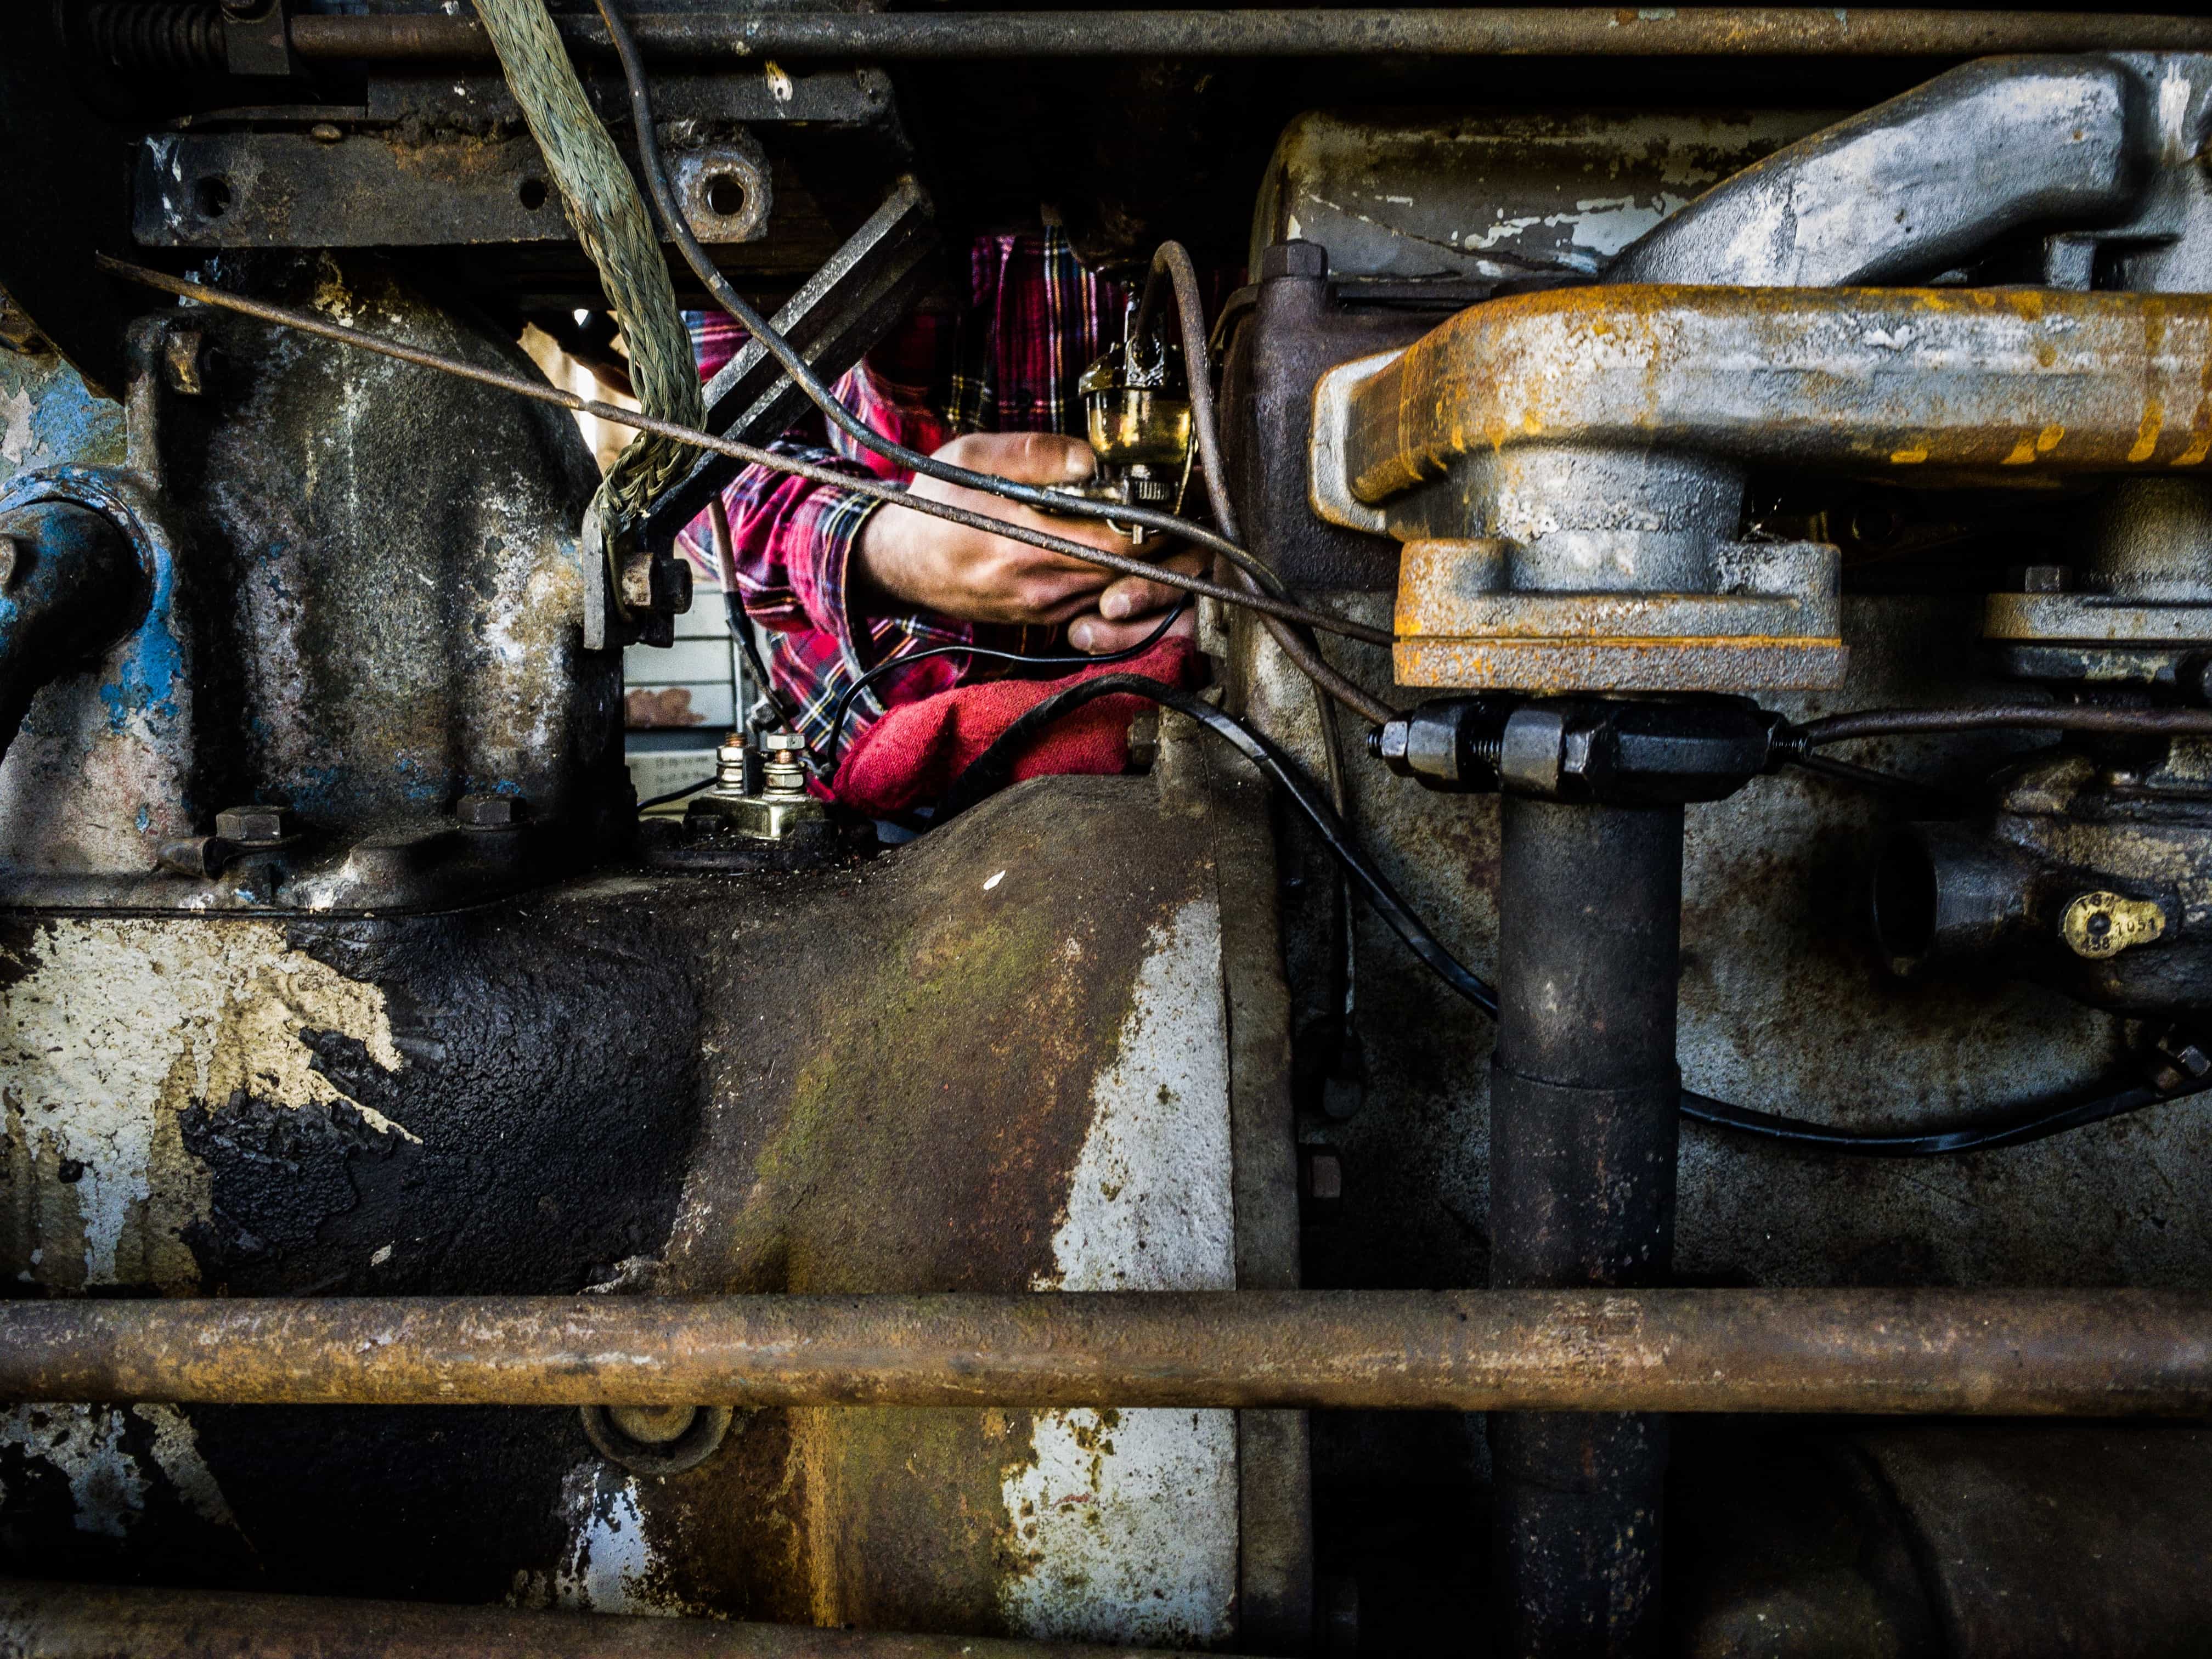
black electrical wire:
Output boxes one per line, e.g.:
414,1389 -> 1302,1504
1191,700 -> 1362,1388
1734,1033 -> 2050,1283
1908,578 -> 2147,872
824,601 -> 1188,768
587,0 -> 1302,608
638,775 -> 718,811
1796,703 -> 2212,747
96,258 -> 1385,651
938,677 -> 2211,1157
1678,1080 -> 2211,1157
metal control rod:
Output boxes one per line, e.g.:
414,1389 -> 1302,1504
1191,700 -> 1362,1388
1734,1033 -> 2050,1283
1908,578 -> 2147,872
0,1579 -> 1228,1659
3,1290 -> 2209,1414
284,8 -> 2212,62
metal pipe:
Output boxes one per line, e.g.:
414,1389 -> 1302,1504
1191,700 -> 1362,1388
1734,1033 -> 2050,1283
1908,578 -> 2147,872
283,10 -> 2212,63
0,1578 -> 1224,1659
3,1290 -> 2210,1414
1489,798 -> 1685,1656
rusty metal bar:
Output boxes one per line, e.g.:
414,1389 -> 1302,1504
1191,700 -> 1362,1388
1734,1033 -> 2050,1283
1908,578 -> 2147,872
0,1578 -> 1226,1659
285,9 -> 2212,64
2,1290 -> 2209,1414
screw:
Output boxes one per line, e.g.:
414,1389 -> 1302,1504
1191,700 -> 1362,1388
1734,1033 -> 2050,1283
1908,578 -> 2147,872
215,803 -> 296,844
308,122 -> 344,144
455,792 -> 523,828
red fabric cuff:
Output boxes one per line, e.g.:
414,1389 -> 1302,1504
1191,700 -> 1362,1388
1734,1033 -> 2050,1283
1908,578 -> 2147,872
832,634 -> 1201,816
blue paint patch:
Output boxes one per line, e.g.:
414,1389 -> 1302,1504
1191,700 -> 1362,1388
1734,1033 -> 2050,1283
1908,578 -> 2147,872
0,353 -> 125,489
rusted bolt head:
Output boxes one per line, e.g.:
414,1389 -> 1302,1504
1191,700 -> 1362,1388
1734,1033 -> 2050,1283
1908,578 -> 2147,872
455,792 -> 523,828
0,533 -> 21,591
215,803 -> 295,844
608,1404 -> 697,1446
161,329 -> 210,397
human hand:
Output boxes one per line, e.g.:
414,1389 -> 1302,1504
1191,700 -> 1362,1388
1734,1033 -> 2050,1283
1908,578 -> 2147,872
854,432 -> 1137,627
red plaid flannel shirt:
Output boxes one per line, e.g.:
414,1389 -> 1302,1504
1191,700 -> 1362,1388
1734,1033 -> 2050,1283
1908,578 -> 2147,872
678,228 -> 1132,755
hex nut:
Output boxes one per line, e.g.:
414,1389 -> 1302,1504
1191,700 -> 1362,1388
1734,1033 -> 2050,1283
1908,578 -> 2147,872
214,803 -> 296,844
456,792 -> 523,828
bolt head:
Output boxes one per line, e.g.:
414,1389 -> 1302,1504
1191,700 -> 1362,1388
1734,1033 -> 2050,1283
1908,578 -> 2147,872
455,792 -> 523,828
308,122 -> 344,144
215,803 -> 295,844
1372,721 -> 1410,765
2021,564 -> 2072,594
758,732 -> 805,755
0,533 -> 20,590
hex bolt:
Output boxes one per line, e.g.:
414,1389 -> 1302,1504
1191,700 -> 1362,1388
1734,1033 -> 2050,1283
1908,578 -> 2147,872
758,731 -> 810,797
2021,563 -> 2072,594
214,803 -> 296,845
455,793 -> 523,828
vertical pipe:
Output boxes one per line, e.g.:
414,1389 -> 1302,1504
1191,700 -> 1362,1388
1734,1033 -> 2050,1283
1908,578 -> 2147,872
1488,795 -> 1684,1657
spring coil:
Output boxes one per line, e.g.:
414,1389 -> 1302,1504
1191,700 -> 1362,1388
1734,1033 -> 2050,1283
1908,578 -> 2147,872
81,3 -> 226,74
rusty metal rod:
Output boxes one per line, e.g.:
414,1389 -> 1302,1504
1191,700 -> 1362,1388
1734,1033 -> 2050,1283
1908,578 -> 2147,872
3,1290 -> 2210,1415
286,10 -> 2212,63
0,1578 -> 1227,1659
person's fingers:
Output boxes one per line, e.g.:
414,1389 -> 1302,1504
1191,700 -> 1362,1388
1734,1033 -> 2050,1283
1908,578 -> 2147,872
936,430 -> 1097,486
1094,551 -> 1206,620
1067,603 -> 1198,654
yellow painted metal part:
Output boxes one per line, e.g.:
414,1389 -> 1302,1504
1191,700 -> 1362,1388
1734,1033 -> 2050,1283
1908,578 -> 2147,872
1343,285 -> 2212,507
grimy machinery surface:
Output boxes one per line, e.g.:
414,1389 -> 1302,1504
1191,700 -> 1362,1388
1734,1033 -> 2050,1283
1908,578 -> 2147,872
7,6 -> 2212,1658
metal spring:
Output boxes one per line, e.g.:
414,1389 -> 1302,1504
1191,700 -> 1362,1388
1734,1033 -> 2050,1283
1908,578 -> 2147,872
81,3 -> 225,74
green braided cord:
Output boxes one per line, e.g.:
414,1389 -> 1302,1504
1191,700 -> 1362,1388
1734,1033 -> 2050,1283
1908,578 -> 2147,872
471,0 -> 702,523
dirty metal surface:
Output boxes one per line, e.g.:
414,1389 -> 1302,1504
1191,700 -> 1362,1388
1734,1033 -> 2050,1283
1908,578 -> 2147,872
1849,1426 -> 2212,1658
1237,594 -> 2202,1299
0,762 -> 1273,1642
1251,108 -> 1827,284
1332,285 -> 2212,515
0,258 -> 625,909
134,132 -> 819,252
0,1578 -> 1235,1659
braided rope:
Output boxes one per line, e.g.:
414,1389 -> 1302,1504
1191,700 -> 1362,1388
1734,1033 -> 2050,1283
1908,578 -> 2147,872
472,0 -> 701,522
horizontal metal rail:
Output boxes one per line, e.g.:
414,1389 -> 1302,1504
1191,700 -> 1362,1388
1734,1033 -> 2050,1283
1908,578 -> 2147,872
0,1579 -> 1224,1659
3,1290 -> 2208,1415
287,9 -> 2212,63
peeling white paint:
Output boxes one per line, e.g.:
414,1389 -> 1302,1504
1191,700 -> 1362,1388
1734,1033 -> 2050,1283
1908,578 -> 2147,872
0,919 -> 403,1289
551,1463 -> 672,1615
1036,899 -> 1235,1294
0,388 -> 36,465
1000,1408 -> 1239,1647
1001,899 -> 1238,1644
0,1403 -> 239,1542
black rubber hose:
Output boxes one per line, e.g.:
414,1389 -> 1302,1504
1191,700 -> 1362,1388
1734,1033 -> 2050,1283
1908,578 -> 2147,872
939,678 -> 2210,1157
1797,704 -> 2212,746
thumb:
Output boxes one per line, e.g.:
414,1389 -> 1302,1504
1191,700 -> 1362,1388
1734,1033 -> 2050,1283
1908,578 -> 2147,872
943,430 -> 1097,486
